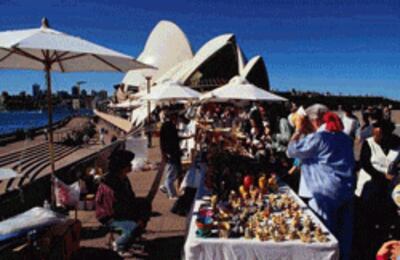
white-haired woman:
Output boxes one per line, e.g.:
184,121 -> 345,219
288,105 -> 356,260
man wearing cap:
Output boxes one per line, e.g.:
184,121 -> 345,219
287,104 -> 356,260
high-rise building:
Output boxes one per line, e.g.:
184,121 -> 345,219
32,83 -> 41,98
56,90 -> 69,99
81,89 -> 87,97
1,91 -> 9,98
98,90 -> 108,100
0,91 -> 7,110
71,85 -> 80,98
0,94 -> 5,108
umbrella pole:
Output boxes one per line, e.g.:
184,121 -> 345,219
45,64 -> 56,205
145,76 -> 151,147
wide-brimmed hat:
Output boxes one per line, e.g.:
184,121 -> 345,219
109,150 -> 135,170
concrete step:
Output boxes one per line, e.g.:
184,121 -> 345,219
0,142 -> 48,167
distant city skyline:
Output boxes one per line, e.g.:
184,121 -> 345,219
1,83 -> 108,97
1,82 -> 108,98
0,0 -> 399,99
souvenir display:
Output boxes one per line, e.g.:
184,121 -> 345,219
195,182 -> 329,243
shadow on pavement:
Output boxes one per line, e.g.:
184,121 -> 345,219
145,235 -> 185,260
150,211 -> 162,217
75,236 -> 184,260
80,226 -> 109,240
72,247 -> 122,260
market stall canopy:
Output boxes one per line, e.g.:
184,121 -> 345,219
0,18 -> 152,72
140,80 -> 201,101
201,76 -> 287,102
109,99 -> 142,109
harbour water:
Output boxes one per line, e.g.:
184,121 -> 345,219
0,108 -> 92,135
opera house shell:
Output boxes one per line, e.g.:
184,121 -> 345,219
102,20 -> 271,127
122,20 -> 270,94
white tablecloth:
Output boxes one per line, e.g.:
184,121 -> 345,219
184,187 -> 339,260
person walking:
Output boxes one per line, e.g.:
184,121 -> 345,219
44,127 -> 48,141
159,113 -> 182,199
341,105 -> 359,140
99,127 -> 105,145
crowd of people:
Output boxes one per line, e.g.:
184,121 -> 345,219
61,120 -> 97,146
288,104 -> 399,260
165,102 -> 399,259
93,100 -> 399,259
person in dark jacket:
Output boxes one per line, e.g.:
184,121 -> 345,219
360,121 -> 399,200
159,113 -> 182,199
104,150 -> 151,254
359,121 -> 400,259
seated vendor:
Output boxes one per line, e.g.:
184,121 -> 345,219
359,121 -> 400,258
98,150 -> 151,255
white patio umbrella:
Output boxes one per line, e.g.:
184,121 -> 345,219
140,80 -> 201,101
201,76 -> 287,102
0,18 -> 154,177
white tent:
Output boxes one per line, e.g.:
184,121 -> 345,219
109,99 -> 142,109
201,76 -> 287,102
130,81 -> 199,126
141,80 -> 201,101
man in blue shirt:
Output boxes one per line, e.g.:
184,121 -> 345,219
287,104 -> 356,260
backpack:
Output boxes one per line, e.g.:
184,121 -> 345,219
95,182 -> 115,225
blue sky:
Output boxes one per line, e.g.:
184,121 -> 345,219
0,0 -> 399,99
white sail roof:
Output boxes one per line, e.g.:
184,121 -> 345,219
236,46 -> 246,74
171,34 -> 235,83
122,20 -> 193,86
242,56 -> 262,77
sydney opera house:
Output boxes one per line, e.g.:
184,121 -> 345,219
104,20 -> 271,128
118,20 -> 269,98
